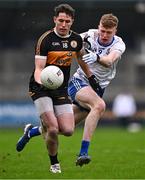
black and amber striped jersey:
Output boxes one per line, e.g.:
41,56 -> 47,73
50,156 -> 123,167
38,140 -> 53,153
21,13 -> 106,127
29,28 -> 83,100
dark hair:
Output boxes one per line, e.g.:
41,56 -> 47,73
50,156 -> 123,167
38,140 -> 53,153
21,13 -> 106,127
54,4 -> 75,19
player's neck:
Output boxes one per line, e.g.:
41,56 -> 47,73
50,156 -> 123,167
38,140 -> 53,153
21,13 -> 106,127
98,37 -> 114,47
54,28 -> 72,38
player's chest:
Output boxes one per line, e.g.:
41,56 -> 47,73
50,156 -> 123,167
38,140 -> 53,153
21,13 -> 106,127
91,37 -> 113,56
47,38 -> 80,51
96,45 -> 111,56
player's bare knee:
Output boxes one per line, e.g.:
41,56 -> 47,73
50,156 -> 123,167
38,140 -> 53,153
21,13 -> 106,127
63,130 -> 73,136
62,128 -> 74,136
94,99 -> 106,114
48,127 -> 59,137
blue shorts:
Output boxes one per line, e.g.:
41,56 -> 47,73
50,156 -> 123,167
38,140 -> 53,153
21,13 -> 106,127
68,76 -> 105,103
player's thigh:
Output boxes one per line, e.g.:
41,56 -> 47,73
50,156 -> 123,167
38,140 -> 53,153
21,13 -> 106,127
34,96 -> 58,128
75,86 -> 103,109
54,104 -> 74,132
73,104 -> 88,125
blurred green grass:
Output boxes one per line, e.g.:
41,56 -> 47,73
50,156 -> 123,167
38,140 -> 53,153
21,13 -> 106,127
0,127 -> 145,179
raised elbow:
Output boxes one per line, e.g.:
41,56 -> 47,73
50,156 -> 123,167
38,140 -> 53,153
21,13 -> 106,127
105,61 -> 113,68
100,61 -> 112,68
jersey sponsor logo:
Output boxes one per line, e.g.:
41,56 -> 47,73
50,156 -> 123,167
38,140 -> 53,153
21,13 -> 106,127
70,40 -> 77,48
47,51 -> 73,66
56,58 -> 71,66
52,42 -> 60,46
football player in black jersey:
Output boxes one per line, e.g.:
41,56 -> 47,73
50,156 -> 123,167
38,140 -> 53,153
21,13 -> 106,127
16,3 -> 96,173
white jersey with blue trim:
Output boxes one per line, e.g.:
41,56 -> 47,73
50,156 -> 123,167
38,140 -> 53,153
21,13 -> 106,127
74,29 -> 126,88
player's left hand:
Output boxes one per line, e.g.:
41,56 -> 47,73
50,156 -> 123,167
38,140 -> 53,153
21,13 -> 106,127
82,49 -> 100,64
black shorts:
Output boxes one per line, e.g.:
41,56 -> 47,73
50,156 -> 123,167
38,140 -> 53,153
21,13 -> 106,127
29,80 -> 71,105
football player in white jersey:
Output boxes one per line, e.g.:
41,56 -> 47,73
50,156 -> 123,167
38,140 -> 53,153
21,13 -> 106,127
68,13 -> 126,166
16,13 -> 126,167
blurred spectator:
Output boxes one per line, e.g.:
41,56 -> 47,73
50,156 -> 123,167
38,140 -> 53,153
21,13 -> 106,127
112,92 -> 137,128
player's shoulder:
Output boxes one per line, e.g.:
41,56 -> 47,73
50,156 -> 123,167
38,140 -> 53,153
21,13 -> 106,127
37,29 -> 54,42
71,30 -> 82,38
71,30 -> 80,36
71,30 -> 83,44
112,35 -> 126,52
114,35 -> 125,45
80,29 -> 98,40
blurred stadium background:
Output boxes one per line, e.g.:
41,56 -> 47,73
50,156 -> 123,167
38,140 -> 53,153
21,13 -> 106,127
0,0 -> 145,128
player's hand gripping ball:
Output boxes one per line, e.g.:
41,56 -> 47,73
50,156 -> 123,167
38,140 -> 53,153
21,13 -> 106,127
40,65 -> 64,89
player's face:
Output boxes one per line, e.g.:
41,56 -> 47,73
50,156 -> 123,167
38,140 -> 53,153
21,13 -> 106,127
98,23 -> 117,45
54,13 -> 74,36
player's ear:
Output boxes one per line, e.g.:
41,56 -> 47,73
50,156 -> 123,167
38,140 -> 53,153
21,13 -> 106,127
53,16 -> 56,23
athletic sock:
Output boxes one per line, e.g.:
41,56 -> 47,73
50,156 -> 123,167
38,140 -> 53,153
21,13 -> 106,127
79,140 -> 90,155
29,126 -> 41,138
49,154 -> 59,165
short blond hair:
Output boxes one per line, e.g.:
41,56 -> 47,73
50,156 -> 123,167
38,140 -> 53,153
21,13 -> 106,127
100,13 -> 118,28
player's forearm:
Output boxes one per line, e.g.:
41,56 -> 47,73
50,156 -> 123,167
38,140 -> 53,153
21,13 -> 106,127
34,69 -> 42,84
98,56 -> 113,68
77,51 -> 93,77
99,51 -> 120,68
34,58 -> 46,84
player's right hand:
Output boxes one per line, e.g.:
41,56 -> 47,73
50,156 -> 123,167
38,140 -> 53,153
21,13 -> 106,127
34,81 -> 48,92
82,48 -> 100,64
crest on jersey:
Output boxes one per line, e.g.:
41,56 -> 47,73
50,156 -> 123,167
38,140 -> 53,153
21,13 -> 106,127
70,41 -> 77,48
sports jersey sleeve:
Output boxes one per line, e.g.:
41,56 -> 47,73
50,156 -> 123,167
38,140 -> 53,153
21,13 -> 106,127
78,35 -> 83,51
72,32 -> 83,51
110,38 -> 126,55
80,29 -> 98,52
35,33 -> 49,57
80,29 -> 97,39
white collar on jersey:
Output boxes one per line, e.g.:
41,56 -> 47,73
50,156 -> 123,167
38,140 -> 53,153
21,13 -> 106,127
54,27 -> 72,38
98,36 -> 115,47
